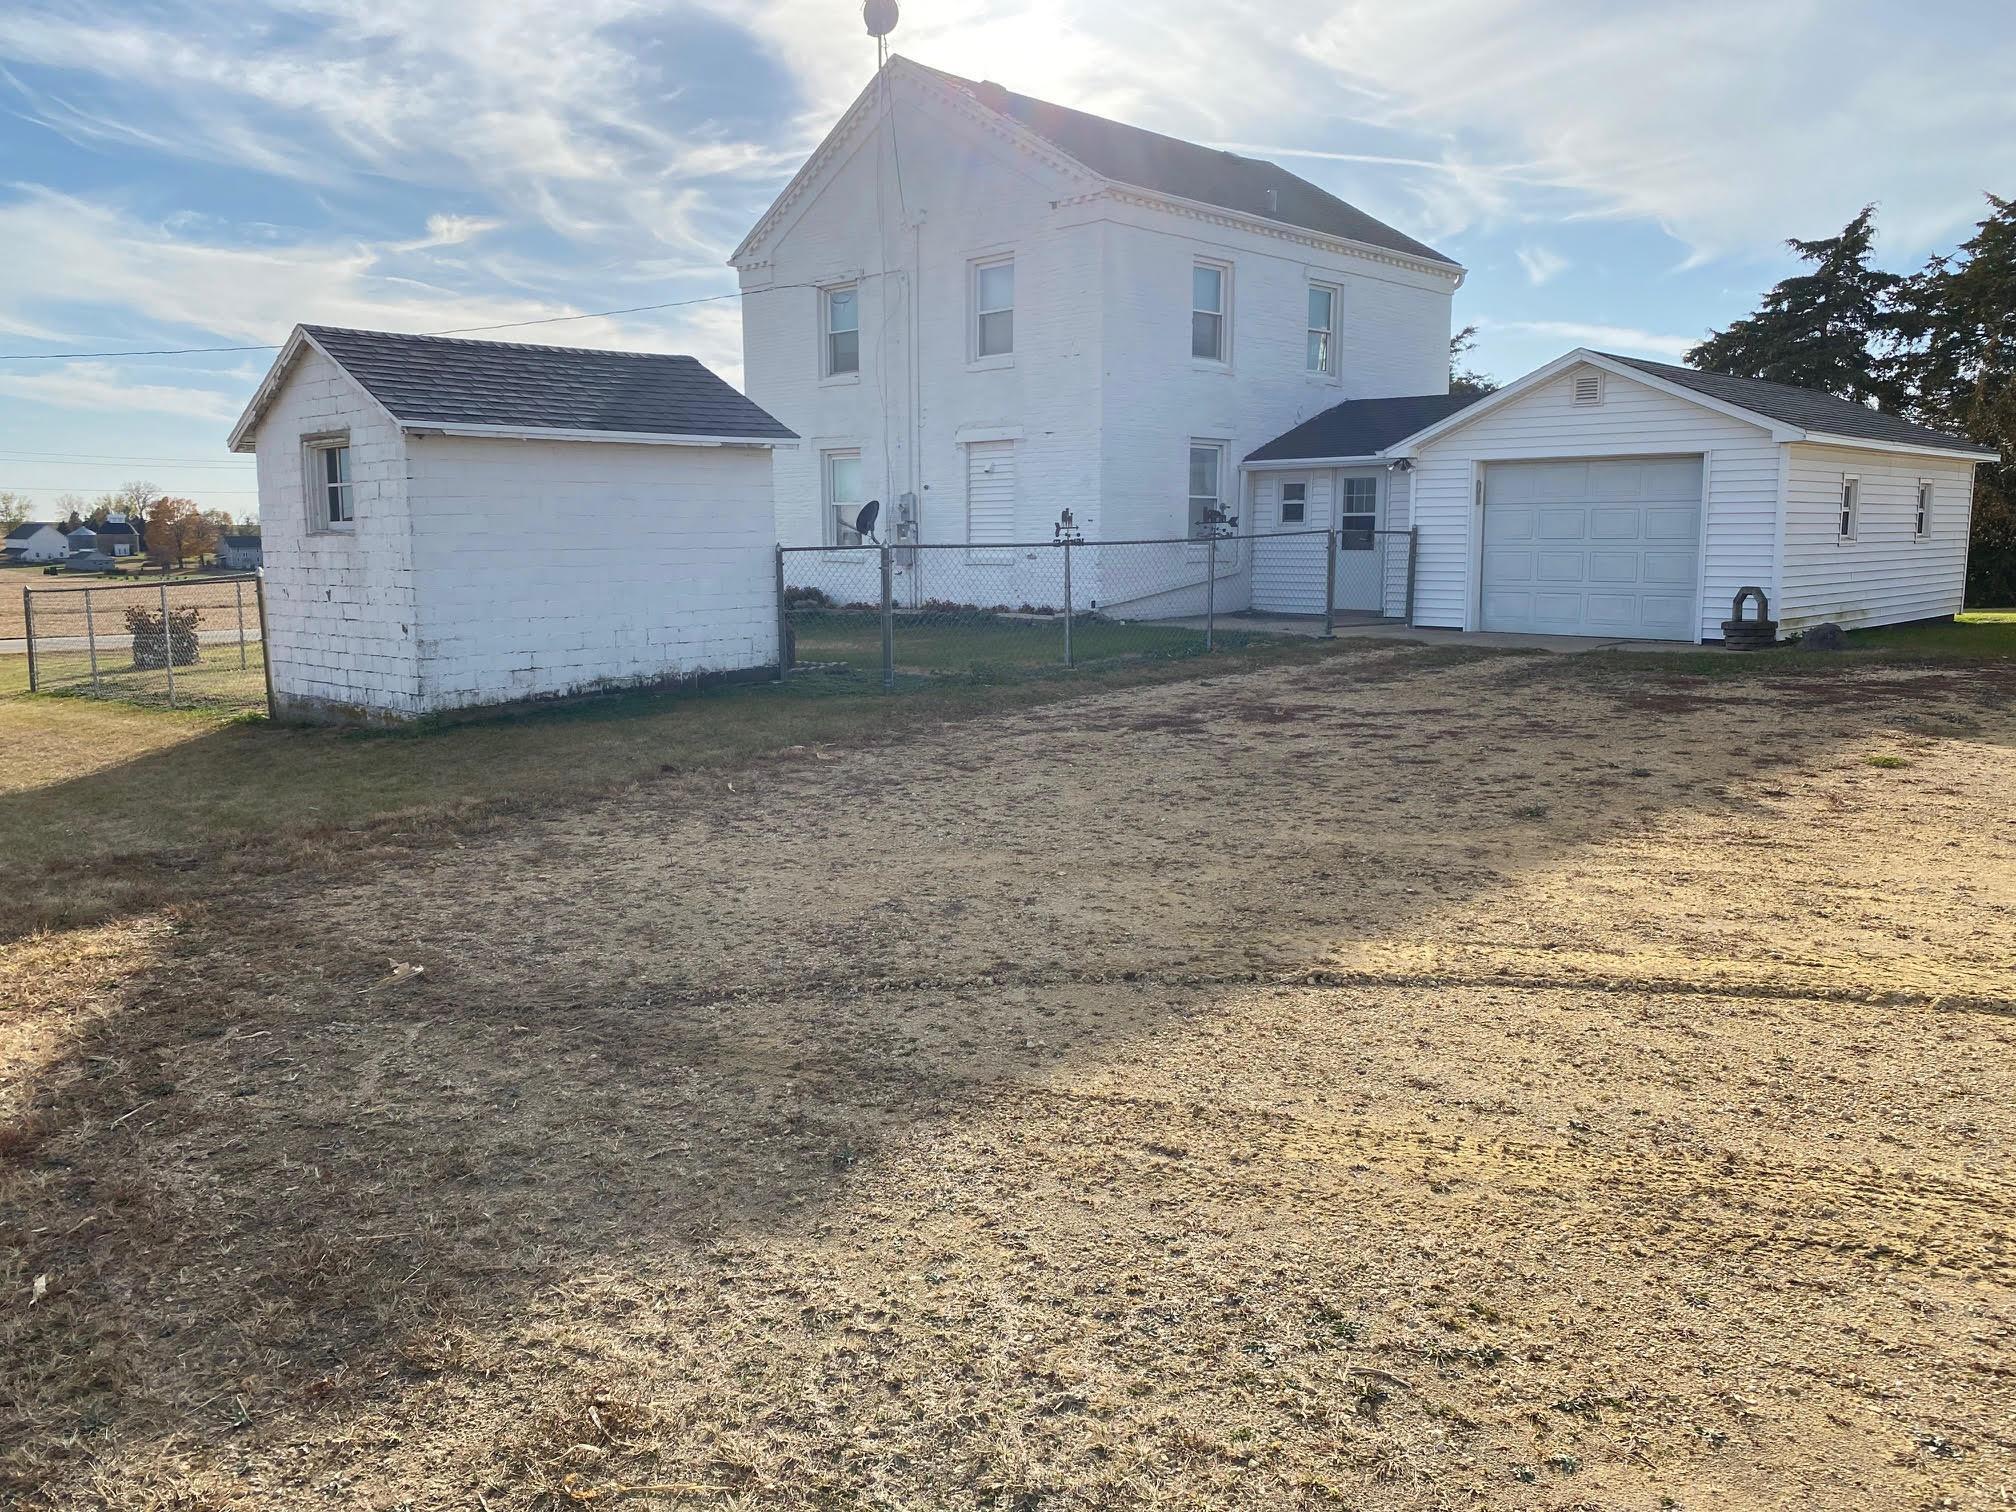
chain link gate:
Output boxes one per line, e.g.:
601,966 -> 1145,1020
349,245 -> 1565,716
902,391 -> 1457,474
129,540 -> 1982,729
19,573 -> 271,714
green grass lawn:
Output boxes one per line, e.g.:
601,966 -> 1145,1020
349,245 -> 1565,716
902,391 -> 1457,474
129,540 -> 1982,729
792,610 -> 1248,678
1850,610 -> 2016,657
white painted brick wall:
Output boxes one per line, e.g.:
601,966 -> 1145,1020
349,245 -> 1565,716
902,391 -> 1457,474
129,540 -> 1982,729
254,347 -> 423,719
739,70 -> 1457,615
252,348 -> 780,721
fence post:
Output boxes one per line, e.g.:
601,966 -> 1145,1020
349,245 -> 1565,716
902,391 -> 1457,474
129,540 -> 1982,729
22,586 -> 36,693
1404,527 -> 1420,627
1061,539 -> 1074,668
85,586 -> 101,693
879,542 -> 895,692
1205,531 -> 1217,652
1322,529 -> 1337,639
254,573 -> 276,718
773,545 -> 788,683
160,580 -> 176,708
234,578 -> 249,670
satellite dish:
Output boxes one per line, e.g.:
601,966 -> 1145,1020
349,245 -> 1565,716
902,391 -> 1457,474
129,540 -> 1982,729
854,498 -> 882,541
864,0 -> 898,39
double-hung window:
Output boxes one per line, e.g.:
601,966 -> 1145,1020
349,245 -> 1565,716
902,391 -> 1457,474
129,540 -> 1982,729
1279,480 -> 1307,524
973,257 -> 1014,359
823,284 -> 860,377
1838,476 -> 1859,541
1306,283 -> 1339,375
1188,442 -> 1225,537
1191,261 -> 1229,362
823,450 -> 865,545
307,437 -> 353,530
1915,479 -> 1932,538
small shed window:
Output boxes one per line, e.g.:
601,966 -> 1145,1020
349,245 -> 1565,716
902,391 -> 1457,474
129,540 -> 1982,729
1838,476 -> 1859,541
1915,479 -> 1932,538
1279,480 -> 1307,524
306,437 -> 353,530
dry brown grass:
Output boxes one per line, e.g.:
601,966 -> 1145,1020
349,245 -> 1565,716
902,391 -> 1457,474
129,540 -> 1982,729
4,645 -> 2015,1509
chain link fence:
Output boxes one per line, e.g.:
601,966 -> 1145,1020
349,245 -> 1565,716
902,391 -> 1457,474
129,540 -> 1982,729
19,574 -> 271,714
780,529 -> 1415,689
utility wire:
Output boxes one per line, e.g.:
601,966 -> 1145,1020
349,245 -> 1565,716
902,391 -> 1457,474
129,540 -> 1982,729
0,279 -> 868,363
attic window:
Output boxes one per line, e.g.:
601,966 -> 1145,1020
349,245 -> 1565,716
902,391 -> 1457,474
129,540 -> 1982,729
1572,370 -> 1604,407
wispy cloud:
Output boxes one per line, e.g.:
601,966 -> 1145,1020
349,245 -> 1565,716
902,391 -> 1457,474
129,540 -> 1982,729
1483,319 -> 1695,360
1515,245 -> 1569,285
0,360 -> 243,421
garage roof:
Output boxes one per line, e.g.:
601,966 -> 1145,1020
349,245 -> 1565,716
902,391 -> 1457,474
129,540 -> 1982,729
231,326 -> 796,451
1245,392 -> 1486,463
1601,355 -> 1996,457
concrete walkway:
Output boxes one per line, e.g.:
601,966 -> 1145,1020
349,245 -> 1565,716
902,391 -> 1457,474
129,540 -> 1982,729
1168,613 -> 1711,655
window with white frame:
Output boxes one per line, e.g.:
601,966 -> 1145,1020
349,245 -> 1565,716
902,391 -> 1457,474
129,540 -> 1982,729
1279,480 -> 1307,524
1915,478 -> 1932,538
1187,442 -> 1225,536
1306,283 -> 1338,375
973,256 -> 1013,359
1191,260 -> 1228,362
1838,475 -> 1859,540
1338,474 -> 1378,550
823,284 -> 859,377
306,436 -> 353,530
823,449 -> 865,545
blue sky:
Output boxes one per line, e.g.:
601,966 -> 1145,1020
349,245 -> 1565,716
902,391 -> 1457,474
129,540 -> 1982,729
2,0 -> 2012,521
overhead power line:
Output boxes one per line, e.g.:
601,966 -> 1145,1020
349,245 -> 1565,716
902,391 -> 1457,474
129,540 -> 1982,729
0,283 -> 828,363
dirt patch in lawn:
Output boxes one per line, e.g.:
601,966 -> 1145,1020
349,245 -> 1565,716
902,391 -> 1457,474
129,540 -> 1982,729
4,649 -> 2015,1509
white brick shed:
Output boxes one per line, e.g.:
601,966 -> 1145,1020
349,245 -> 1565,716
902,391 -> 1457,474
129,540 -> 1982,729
228,325 -> 796,723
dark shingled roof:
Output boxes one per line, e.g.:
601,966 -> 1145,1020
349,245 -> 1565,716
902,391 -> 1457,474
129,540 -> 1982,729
923,66 -> 1457,269
1246,392 -> 1487,462
1603,354 -> 1995,456
221,534 -> 262,548
6,521 -> 61,539
302,326 -> 796,441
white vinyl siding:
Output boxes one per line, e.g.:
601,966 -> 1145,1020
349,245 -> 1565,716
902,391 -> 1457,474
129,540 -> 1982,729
1251,471 -> 1330,613
1406,366 -> 1780,641
1778,444 -> 1977,630
965,439 -> 1017,562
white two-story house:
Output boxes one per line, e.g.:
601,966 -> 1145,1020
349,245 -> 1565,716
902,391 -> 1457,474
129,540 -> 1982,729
734,58 -> 1463,617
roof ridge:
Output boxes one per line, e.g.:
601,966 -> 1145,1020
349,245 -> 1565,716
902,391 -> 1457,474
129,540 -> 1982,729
300,324 -> 704,364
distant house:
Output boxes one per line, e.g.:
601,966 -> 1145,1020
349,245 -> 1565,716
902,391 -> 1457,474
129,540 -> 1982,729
93,514 -> 139,557
66,524 -> 97,555
4,521 -> 70,563
217,534 -> 264,570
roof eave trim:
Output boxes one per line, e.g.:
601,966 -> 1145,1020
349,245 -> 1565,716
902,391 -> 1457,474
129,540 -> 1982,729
1242,453 -> 1388,470
402,422 -> 798,448
1795,430 -> 1998,463
1101,184 -> 1464,283
1388,350 -> 1801,456
228,326 -> 406,453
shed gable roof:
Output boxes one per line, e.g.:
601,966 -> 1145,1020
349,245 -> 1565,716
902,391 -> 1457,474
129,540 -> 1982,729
5,521 -> 61,540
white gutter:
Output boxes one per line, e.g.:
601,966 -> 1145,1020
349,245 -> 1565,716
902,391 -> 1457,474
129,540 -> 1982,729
1242,454 -> 1385,471
402,423 -> 797,449
1796,431 -> 1998,464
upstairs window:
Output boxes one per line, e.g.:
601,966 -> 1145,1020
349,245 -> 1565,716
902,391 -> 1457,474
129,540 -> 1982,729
1915,479 -> 1932,538
824,284 -> 859,376
1192,261 -> 1228,362
1838,476 -> 1859,541
973,257 -> 1014,358
1306,283 -> 1338,375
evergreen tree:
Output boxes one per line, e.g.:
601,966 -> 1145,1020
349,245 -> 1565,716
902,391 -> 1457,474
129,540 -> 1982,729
1893,195 -> 2016,604
1688,205 -> 1903,406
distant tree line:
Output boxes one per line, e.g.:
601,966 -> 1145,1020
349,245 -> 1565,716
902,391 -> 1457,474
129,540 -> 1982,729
1689,197 -> 2016,606
1,481 -> 257,570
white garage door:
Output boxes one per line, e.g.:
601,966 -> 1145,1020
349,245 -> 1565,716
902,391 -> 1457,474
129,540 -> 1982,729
1481,457 -> 1701,639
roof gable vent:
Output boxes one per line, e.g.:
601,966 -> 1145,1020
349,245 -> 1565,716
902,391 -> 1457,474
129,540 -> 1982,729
1572,370 -> 1605,407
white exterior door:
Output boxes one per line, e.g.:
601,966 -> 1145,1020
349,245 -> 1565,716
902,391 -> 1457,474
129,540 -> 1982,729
1333,471 -> 1384,613
1480,457 -> 1701,638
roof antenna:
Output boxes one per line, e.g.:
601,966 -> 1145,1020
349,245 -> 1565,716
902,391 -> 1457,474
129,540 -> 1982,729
864,0 -> 898,69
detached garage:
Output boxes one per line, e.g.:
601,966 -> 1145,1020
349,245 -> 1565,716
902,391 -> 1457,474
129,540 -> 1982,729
228,325 -> 796,723
1247,349 -> 1997,642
